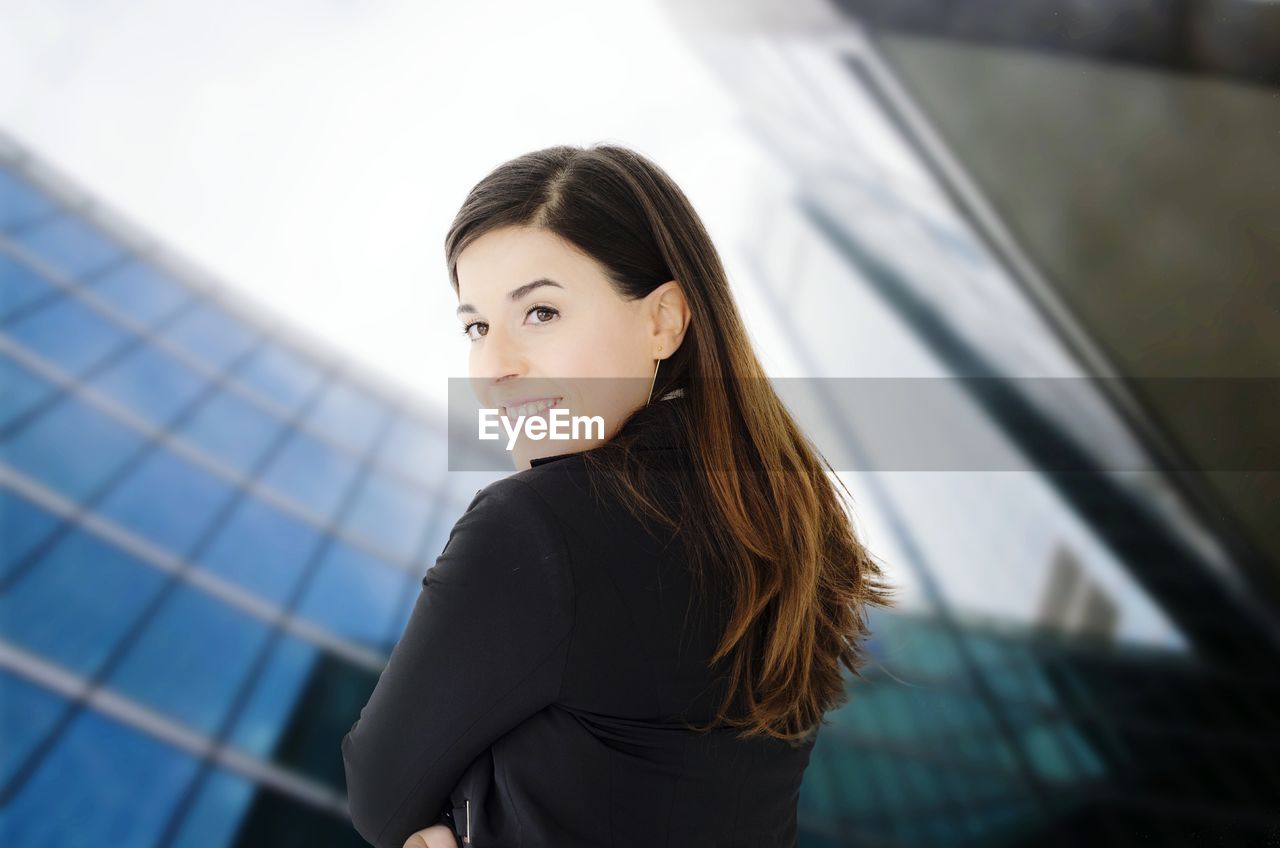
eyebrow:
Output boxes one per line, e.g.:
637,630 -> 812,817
456,278 -> 565,317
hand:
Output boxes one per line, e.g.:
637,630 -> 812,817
402,823 -> 458,848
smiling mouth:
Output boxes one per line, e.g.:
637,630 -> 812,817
500,397 -> 564,419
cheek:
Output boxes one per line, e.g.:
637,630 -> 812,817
541,318 -> 639,378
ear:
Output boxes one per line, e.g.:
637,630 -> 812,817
646,280 -> 691,357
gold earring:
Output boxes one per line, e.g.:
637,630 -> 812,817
646,346 -> 663,405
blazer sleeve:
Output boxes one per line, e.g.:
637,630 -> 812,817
341,475 -> 574,848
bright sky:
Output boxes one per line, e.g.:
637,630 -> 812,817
0,0 -> 781,408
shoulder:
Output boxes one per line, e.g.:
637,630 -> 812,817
509,451 -> 599,514
430,472 -> 572,594
460,469 -> 568,537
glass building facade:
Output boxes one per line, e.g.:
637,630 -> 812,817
4,4 -> 1280,837
1,132 -> 504,846
659,1 -> 1280,845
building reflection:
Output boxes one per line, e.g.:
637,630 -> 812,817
660,1 -> 1280,843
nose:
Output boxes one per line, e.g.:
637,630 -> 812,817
471,323 -> 525,400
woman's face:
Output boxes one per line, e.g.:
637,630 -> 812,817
455,225 -> 687,470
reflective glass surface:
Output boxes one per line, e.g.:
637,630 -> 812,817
5,393 -> 146,502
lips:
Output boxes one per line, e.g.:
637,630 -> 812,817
499,396 -> 563,418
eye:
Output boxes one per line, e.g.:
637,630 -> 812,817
459,304 -> 559,343
526,303 -> 559,325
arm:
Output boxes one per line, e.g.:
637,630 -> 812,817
341,476 -> 574,848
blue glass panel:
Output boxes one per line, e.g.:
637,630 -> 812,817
375,413 -> 447,487
4,393 -> 145,503
259,427 -> 361,520
295,539 -> 402,649
304,378 -> 390,454
339,469 -> 432,563
6,292 -> 134,377
107,582 -> 271,736
0,167 -> 56,229
2,707 -> 200,847
228,633 -> 318,758
156,298 -> 259,373
965,632 -> 1013,667
0,528 -> 168,676
1023,722 -> 1080,782
96,442 -> 239,555
1,249 -> 55,319
0,670 -> 68,787
86,341 -> 210,428
175,387 -> 283,475
0,349 -> 58,430
7,215 -> 125,279
232,340 -> 324,414
0,487 -> 62,582
85,261 -> 191,327
197,492 -> 321,605
169,767 -> 256,848
826,743 -> 881,818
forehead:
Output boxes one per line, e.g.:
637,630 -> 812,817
456,226 -> 596,300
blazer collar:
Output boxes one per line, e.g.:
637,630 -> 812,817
528,450 -> 583,468
529,391 -> 685,468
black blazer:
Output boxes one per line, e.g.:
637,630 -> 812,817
341,396 -> 818,847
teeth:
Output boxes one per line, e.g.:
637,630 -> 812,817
504,398 -> 559,418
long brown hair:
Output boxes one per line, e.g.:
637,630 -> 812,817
445,143 -> 896,744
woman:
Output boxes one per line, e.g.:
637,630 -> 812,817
341,144 -> 896,848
